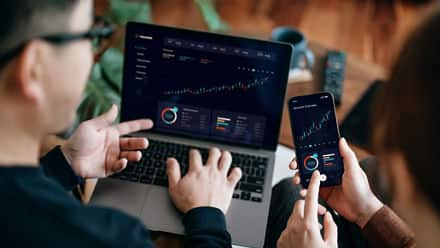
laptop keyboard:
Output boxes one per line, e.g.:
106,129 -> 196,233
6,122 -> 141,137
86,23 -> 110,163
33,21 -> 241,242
110,139 -> 268,202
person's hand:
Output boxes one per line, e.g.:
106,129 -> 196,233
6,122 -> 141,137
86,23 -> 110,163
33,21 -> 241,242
290,138 -> 383,227
61,104 -> 153,178
166,148 -> 242,214
278,171 -> 338,248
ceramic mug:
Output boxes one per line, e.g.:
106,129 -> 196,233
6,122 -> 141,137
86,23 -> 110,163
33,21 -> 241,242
272,27 -> 314,70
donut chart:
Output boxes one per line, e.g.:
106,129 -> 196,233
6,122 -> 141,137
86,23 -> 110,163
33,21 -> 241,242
161,106 -> 179,125
303,153 -> 319,171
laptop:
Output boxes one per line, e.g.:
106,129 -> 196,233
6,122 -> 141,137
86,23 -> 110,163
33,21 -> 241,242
90,22 -> 292,247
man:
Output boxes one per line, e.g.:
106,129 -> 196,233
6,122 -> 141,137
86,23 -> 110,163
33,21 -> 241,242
0,1 -> 241,247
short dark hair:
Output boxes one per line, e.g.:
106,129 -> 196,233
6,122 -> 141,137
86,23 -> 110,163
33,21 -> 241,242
372,7 -> 440,212
0,1 -> 79,57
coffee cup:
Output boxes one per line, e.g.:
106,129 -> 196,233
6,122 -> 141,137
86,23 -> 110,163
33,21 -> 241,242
271,27 -> 314,70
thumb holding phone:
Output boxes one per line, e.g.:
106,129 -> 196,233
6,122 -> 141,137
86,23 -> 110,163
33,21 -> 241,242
290,138 -> 383,228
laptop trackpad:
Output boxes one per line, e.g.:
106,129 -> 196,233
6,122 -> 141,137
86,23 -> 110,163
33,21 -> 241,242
90,178 -> 149,217
141,186 -> 184,234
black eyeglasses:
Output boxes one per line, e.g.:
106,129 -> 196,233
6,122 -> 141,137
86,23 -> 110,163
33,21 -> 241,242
0,25 -> 114,68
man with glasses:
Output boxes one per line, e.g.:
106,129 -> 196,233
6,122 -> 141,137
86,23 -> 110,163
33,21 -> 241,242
0,1 -> 241,247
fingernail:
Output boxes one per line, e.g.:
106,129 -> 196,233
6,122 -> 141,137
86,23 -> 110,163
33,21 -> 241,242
235,167 -> 242,176
341,137 -> 347,145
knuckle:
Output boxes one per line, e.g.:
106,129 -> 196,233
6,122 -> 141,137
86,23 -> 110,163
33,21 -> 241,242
289,222 -> 299,232
193,165 -> 203,173
168,185 -> 176,194
294,199 -> 304,208
277,237 -> 284,247
222,150 -> 231,158
302,220 -> 315,232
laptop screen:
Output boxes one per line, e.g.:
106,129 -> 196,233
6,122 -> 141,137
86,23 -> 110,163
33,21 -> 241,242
121,22 -> 292,150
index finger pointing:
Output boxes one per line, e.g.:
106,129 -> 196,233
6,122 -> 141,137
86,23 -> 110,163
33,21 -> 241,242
287,199 -> 305,228
115,119 -> 154,135
304,170 -> 321,221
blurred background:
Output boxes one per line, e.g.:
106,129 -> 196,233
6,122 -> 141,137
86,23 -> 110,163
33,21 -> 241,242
62,0 -> 435,152
80,0 -> 435,128
97,0 -> 434,70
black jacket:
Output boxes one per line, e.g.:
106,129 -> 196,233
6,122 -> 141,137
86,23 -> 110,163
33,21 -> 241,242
0,146 -> 231,247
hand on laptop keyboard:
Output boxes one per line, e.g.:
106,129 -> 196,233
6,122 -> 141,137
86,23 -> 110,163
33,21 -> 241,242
166,148 -> 242,214
110,139 -> 269,203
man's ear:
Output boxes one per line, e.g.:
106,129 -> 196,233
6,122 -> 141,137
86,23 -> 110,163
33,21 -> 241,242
11,41 -> 46,104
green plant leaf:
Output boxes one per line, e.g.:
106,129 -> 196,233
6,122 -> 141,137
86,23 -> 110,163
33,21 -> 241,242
100,48 -> 124,93
108,0 -> 152,25
195,0 -> 229,32
77,63 -> 121,123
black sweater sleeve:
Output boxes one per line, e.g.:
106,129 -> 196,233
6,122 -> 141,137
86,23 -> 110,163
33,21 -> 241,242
183,207 -> 232,247
39,146 -> 82,191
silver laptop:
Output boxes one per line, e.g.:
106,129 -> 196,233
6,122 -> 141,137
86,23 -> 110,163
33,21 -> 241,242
90,22 -> 292,248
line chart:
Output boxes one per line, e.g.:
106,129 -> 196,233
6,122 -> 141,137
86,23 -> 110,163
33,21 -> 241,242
161,77 -> 270,96
298,110 -> 332,142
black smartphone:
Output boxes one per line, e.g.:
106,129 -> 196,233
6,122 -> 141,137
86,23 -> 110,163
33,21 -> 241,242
288,92 -> 344,188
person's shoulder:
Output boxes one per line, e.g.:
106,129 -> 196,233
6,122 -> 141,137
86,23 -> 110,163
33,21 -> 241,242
0,166 -> 53,193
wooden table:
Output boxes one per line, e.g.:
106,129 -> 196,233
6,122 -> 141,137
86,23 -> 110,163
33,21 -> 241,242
278,42 -> 386,159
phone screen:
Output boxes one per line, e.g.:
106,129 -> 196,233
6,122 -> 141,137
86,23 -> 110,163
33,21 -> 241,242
288,92 -> 343,187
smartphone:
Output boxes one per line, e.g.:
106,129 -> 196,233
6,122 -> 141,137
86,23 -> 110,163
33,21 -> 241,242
288,92 -> 343,188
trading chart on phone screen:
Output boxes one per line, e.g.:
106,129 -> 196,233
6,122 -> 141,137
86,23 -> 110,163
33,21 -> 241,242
292,105 -> 338,149
290,96 -> 342,176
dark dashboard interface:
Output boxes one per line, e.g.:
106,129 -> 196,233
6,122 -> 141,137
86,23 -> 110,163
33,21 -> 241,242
121,22 -> 292,150
289,93 -> 343,187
